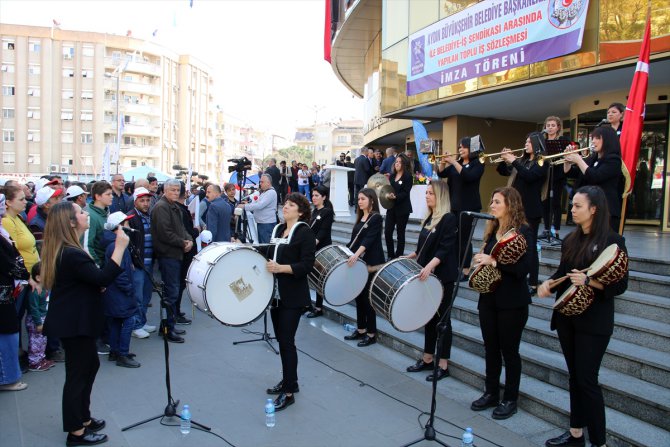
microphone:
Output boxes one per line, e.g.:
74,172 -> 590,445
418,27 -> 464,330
104,222 -> 139,233
463,211 -> 495,221
596,118 -> 609,127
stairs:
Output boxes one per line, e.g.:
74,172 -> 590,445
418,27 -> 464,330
325,220 -> 670,447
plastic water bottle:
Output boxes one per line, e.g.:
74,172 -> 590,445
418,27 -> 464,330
344,323 -> 356,332
461,427 -> 474,446
265,398 -> 276,427
550,225 -> 557,238
180,404 -> 191,434
537,242 -> 542,262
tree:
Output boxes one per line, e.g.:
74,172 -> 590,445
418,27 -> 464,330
261,145 -> 315,167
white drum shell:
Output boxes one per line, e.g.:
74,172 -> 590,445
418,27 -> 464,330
309,245 -> 368,306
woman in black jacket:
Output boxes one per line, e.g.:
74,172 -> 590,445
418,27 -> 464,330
345,188 -> 385,347
404,181 -> 458,381
42,201 -> 128,446
564,126 -> 624,232
438,136 -> 485,279
539,186 -> 627,447
384,153 -> 413,259
262,193 -> 316,412
470,187 -> 531,420
306,185 -> 334,319
497,133 -> 548,294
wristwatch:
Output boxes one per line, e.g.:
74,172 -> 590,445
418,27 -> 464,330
584,276 -> 591,286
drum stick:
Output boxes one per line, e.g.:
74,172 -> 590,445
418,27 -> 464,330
547,268 -> 589,288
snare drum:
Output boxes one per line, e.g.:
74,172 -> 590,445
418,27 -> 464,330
308,245 -> 368,306
369,258 -> 443,332
186,242 -> 274,326
587,244 -> 628,286
553,284 -> 595,316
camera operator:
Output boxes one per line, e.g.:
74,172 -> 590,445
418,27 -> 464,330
236,174 -> 277,244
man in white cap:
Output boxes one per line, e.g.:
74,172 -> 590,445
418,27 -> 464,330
126,187 -> 156,339
28,187 -> 64,240
65,185 -> 89,212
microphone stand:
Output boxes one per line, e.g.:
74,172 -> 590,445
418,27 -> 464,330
122,259 -> 211,432
402,214 -> 482,447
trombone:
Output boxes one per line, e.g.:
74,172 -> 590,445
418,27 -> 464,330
536,146 -> 593,167
478,148 -> 526,164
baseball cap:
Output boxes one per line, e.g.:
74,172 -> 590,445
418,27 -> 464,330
35,187 -> 64,206
107,211 -> 134,228
133,187 -> 153,201
65,185 -> 88,200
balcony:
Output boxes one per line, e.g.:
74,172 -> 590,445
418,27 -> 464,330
120,145 -> 160,158
123,123 -> 161,137
104,57 -> 161,76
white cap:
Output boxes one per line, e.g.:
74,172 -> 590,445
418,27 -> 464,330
133,186 -> 153,201
65,185 -> 88,199
200,230 -> 212,244
35,187 -> 64,206
107,211 -> 133,227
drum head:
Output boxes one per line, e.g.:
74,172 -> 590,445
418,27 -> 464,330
323,260 -> 368,306
390,275 -> 443,332
587,244 -> 619,276
204,247 -> 274,326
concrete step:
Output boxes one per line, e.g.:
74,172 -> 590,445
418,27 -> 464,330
319,301 -> 670,447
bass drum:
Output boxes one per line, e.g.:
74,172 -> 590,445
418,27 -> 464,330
308,245 -> 368,306
186,242 -> 274,326
369,258 -> 443,332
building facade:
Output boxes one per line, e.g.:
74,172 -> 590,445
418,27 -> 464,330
0,24 -> 216,180
328,0 -> 670,231
295,119 -> 364,165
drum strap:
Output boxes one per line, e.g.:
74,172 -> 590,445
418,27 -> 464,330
269,221 -> 308,300
347,213 -> 381,252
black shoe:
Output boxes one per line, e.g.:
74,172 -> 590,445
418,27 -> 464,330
357,335 -> 376,347
426,368 -> 450,382
172,327 -> 186,335
273,393 -> 295,412
84,418 -> 106,432
406,359 -> 434,373
492,400 -> 517,420
470,392 -> 500,411
529,286 -> 537,297
176,316 -> 192,325
545,431 -> 585,447
306,309 -> 323,318
179,311 -> 186,317
116,355 -> 141,368
266,380 -> 299,395
96,340 -> 110,355
66,429 -> 108,446
166,332 -> 184,343
344,330 -> 365,341
108,352 -> 118,362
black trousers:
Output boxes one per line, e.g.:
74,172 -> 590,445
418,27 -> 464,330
527,217 -> 541,287
478,301 -> 528,401
385,210 -> 410,259
456,211 -> 474,271
555,316 -> 610,446
314,292 -> 324,309
270,304 -> 302,393
348,182 -> 355,206
60,336 -> 99,432
355,274 -> 377,334
542,177 -> 566,231
424,282 -> 455,360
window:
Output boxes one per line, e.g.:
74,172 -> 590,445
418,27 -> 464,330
2,85 -> 15,96
2,129 -> 15,142
82,69 -> 93,78
82,156 -> 93,166
2,108 -> 14,118
80,111 -> 93,121
29,41 -> 40,53
81,90 -> 94,99
27,109 -> 40,119
61,131 -> 74,143
124,136 -> 137,145
2,40 -> 15,50
104,90 -> 116,101
29,65 -> 40,75
104,134 -> 117,143
62,89 -> 74,99
63,46 -> 74,59
27,130 -> 40,142
61,110 -> 74,120
1,64 -> 15,73
81,132 -> 93,144
27,154 -> 40,164
28,87 -> 40,97
111,51 -> 121,61
82,45 -> 94,57
2,152 -> 15,165
130,159 -> 137,167
61,157 -> 73,166
123,74 -> 134,82
63,68 -> 75,77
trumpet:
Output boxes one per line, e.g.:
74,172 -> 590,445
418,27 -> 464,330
536,146 -> 593,166
478,148 -> 526,164
428,153 -> 460,163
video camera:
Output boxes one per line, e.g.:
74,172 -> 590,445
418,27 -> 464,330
228,157 -> 252,173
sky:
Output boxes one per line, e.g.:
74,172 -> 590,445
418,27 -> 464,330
0,0 -> 364,138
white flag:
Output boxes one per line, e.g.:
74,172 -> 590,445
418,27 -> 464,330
101,144 -> 111,181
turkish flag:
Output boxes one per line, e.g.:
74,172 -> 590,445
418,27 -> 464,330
620,16 -> 651,193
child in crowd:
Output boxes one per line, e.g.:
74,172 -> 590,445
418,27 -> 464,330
26,262 -> 55,372
102,212 -> 140,368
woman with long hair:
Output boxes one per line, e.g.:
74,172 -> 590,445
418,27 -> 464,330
404,181 -> 458,381
1,185 -> 39,274
497,133 -> 548,295
262,193 -> 316,411
470,187 -> 532,420
564,126 -> 624,232
384,153 -> 413,259
306,185 -> 334,318
344,188 -> 385,347
42,201 -> 128,445
437,136 -> 485,280
539,186 -> 627,447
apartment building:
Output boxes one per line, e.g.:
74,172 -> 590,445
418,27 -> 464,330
295,120 -> 363,165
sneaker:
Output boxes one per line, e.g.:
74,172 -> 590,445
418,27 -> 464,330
132,328 -> 150,339
47,349 -> 66,362
0,381 -> 28,391
116,355 -> 141,368
176,316 -> 192,325
142,324 -> 157,333
29,359 -> 56,372
96,340 -> 110,355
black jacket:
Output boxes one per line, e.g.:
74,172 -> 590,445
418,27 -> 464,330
126,209 -> 148,269
549,232 -> 627,336
568,154 -> 623,217
353,154 -> 373,186
478,224 -> 533,310
265,165 -> 281,191
388,172 -> 413,216
348,213 -> 385,266
44,247 -> 123,338
438,158 -> 484,212
0,236 -> 29,334
416,213 -> 459,282
310,206 -> 334,251
497,159 -> 548,219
